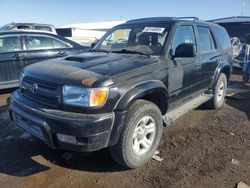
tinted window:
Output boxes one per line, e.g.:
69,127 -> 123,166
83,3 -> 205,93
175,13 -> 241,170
212,26 -> 231,50
26,35 -> 70,50
34,26 -> 52,32
172,25 -> 196,53
16,25 -> 31,30
0,36 -> 22,53
197,26 -> 214,53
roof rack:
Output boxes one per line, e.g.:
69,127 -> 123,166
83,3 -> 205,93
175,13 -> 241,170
126,17 -> 199,23
126,17 -> 174,23
176,17 -> 199,21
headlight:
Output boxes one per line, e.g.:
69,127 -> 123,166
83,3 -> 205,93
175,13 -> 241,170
62,86 -> 108,107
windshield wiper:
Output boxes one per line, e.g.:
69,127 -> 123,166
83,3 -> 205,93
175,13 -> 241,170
91,49 -> 110,53
111,49 -> 150,57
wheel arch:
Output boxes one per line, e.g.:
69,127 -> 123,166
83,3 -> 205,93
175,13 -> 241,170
114,80 -> 169,115
211,63 -> 231,90
109,80 -> 168,146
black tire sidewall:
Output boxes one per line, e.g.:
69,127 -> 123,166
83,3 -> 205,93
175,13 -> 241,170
123,101 -> 163,168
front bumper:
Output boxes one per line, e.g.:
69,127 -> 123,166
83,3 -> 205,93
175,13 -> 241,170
9,91 -> 114,152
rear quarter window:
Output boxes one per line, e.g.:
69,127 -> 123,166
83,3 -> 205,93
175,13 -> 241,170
197,26 -> 215,53
212,26 -> 231,50
34,26 -> 52,32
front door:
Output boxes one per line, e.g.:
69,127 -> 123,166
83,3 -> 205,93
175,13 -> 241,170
167,25 -> 200,106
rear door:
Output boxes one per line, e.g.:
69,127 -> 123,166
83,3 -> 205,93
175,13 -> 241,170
167,25 -> 200,105
23,34 -> 80,66
196,25 -> 219,89
0,35 -> 26,88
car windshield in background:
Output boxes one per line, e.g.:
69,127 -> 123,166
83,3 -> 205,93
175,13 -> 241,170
95,24 -> 170,55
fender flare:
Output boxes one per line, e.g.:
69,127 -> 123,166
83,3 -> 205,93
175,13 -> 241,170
114,80 -> 169,112
211,63 -> 231,90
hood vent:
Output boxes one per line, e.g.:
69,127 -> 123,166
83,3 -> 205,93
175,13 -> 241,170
65,56 -> 85,63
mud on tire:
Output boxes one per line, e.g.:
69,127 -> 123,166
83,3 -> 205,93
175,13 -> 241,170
109,100 -> 163,168
207,73 -> 227,109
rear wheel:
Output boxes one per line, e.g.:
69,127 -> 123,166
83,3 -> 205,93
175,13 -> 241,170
207,73 -> 227,109
109,100 -> 163,168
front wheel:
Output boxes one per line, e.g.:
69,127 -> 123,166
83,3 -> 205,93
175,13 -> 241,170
109,100 -> 163,168
207,73 -> 227,109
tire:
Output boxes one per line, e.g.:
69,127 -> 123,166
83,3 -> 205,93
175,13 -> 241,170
207,73 -> 227,109
109,100 -> 163,168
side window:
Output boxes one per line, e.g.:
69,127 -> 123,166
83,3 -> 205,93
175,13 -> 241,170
0,36 -> 22,53
197,26 -> 215,53
16,25 -> 31,30
34,26 -> 52,32
52,38 -> 70,48
212,26 -> 231,50
172,25 -> 196,53
26,35 -> 70,50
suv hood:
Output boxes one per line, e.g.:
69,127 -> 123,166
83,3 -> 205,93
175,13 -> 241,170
24,52 -> 159,87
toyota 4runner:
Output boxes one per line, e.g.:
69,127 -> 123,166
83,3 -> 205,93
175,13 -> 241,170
9,17 -> 232,168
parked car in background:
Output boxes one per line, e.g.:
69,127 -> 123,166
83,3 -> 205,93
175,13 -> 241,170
0,23 -> 57,34
0,30 -> 89,89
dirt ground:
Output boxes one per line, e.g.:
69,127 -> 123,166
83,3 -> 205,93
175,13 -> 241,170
0,72 -> 249,188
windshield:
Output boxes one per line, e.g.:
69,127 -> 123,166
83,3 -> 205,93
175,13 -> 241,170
0,24 -> 11,31
95,24 -> 171,55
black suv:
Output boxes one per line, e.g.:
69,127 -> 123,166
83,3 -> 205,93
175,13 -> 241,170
9,17 -> 232,168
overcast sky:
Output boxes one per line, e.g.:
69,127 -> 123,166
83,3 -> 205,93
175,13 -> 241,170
0,0 -> 249,27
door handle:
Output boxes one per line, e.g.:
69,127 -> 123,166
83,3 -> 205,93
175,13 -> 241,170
12,53 -> 23,59
57,50 -> 66,56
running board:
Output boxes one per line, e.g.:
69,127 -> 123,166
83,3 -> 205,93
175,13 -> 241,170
163,94 -> 213,127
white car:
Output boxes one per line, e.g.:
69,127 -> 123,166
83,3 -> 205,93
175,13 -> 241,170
0,23 -> 57,34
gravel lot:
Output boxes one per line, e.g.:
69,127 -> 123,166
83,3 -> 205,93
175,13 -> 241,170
0,73 -> 249,188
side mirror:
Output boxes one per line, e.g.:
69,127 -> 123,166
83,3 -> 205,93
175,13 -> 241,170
173,43 -> 196,58
91,42 -> 97,49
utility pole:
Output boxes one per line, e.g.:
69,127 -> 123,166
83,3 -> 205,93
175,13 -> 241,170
241,0 -> 245,16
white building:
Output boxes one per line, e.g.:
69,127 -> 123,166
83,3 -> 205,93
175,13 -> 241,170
57,21 -> 126,46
